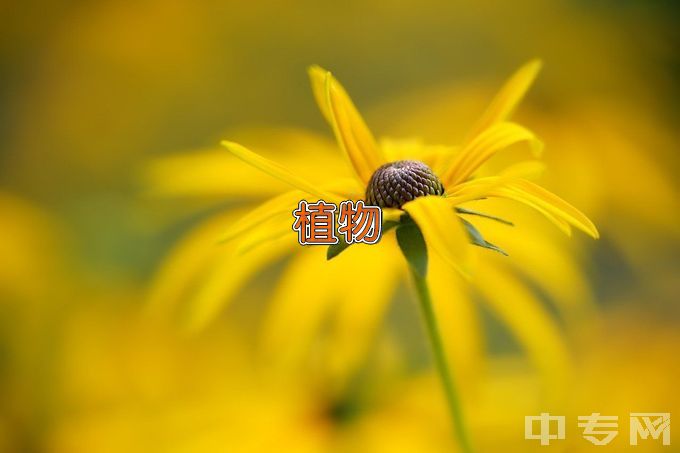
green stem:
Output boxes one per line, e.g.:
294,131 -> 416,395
411,268 -> 473,453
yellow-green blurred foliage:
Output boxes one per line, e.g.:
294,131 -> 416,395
1,0 -> 678,452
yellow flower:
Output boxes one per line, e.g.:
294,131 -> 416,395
147,61 -> 598,404
220,60 -> 596,269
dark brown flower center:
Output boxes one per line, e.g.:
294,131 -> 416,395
365,160 -> 445,208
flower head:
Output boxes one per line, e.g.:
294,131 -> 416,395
220,60 -> 598,275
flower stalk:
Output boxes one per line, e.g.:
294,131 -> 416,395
411,268 -> 473,453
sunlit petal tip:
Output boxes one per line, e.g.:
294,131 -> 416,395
507,57 -> 543,102
307,65 -> 329,93
307,63 -> 328,74
587,223 -> 600,240
509,59 -> 543,97
467,59 -> 543,139
523,58 -> 544,77
308,65 -> 333,123
322,70 -> 385,185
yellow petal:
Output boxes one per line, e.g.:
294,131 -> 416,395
142,149 -> 289,199
490,180 -> 599,238
145,210 -> 242,318
428,253 -> 482,389
446,176 -> 513,204
220,190 -> 304,242
402,196 -> 472,276
235,214 -> 294,255
224,180 -> 369,251
308,65 -> 333,123
144,129 -> 344,200
221,140 -> 342,203
326,242 -> 400,386
183,234 -> 293,332
323,177 -> 365,200
447,177 -> 588,237
316,68 -> 385,184
261,239 -> 402,388
481,221 -> 597,328
477,264 -> 571,402
467,59 -> 542,139
442,121 -> 543,187
382,207 -> 403,223
454,179 -> 569,235
259,246 -> 339,369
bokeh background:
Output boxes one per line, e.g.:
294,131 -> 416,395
1,0 -> 678,451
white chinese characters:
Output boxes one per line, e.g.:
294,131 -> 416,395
578,413 -> 618,445
525,412 -> 670,446
525,413 -> 565,446
630,413 -> 671,446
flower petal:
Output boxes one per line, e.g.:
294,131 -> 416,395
402,196 -> 472,277
446,176 -> 513,205
467,59 -> 542,139
142,149 -> 290,199
235,213 -> 294,255
311,67 -> 385,184
477,264 -> 571,401
221,140 -> 342,203
146,209 -> 294,332
489,179 -> 599,238
259,246 -> 341,369
428,253 -> 483,389
449,177 -> 571,235
184,233 -> 293,332
442,121 -> 543,187
325,242 -> 400,385
382,207 -> 403,223
221,176 -> 372,245
472,206 -> 597,327
146,210 -> 244,318
308,65 -> 333,123
220,190 -> 304,242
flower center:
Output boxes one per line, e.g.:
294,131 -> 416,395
365,160 -> 445,208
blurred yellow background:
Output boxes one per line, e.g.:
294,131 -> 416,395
1,0 -> 678,452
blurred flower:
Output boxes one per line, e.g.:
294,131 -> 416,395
42,304 -> 680,453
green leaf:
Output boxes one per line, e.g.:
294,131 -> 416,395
461,218 -> 508,256
455,207 -> 514,226
396,222 -> 428,277
326,234 -> 351,260
326,220 -> 400,260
